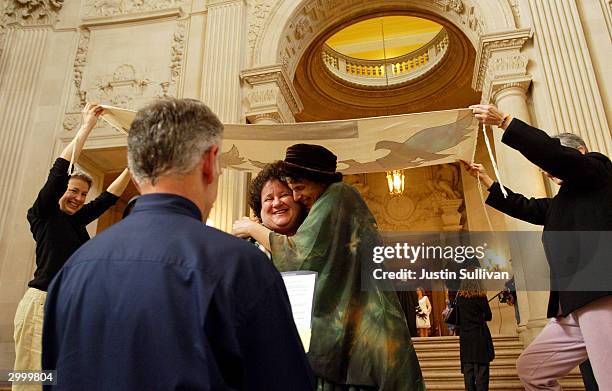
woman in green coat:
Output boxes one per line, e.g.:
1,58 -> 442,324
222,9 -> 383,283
233,144 -> 425,391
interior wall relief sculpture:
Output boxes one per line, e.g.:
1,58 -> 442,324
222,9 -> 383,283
247,0 -> 279,64
82,0 -> 184,18
3,0 -> 64,25
344,166 -> 464,232
63,20 -> 186,133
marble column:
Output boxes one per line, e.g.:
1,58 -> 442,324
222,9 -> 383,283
202,0 -> 249,232
0,11 -> 63,366
474,29 -> 551,344
491,81 -> 551,344
527,0 -> 612,156
240,64 -> 303,124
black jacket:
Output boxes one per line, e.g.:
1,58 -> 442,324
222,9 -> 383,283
457,296 -> 494,364
486,118 -> 612,317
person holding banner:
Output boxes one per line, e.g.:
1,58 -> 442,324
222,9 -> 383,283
465,104 -> 612,390
13,103 -> 130,390
233,144 -> 425,391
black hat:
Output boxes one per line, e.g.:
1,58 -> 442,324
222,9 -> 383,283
281,144 -> 343,182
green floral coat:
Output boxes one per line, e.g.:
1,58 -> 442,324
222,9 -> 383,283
270,182 -> 425,391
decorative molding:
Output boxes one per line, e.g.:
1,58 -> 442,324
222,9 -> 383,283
241,64 -> 303,114
63,114 -> 81,132
72,30 -> 90,110
606,0 -> 612,40
274,0 -> 486,79
433,0 -> 485,38
89,64 -> 152,106
472,28 -> 532,92
345,166 -> 464,231
81,7 -> 181,26
248,112 -> 283,124
207,0 -> 245,6
490,77 -> 532,102
507,0 -> 520,26
163,20 -> 187,97
247,0 -> 276,62
81,0 -> 184,20
0,19 -> 7,60
2,0 -> 64,26
434,0 -> 464,14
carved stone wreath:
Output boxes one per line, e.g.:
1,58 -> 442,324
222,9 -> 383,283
3,0 -> 64,24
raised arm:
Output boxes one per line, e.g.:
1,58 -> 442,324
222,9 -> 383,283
74,169 -> 130,226
59,103 -> 104,164
462,161 -> 550,225
471,104 -> 607,186
107,168 -> 131,197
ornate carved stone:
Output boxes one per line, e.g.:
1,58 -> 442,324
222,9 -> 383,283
166,21 -> 186,97
62,114 -> 81,132
507,0 -> 520,26
82,0 -> 184,19
434,0 -> 464,14
3,0 -> 64,25
274,0 -> 486,79
89,64 -> 152,107
241,64 -> 303,123
439,199 -> 464,231
247,0 -> 276,62
472,28 -> 532,101
72,30 -> 91,109
490,77 -> 531,102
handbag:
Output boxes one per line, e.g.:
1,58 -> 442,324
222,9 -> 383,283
443,296 -> 459,326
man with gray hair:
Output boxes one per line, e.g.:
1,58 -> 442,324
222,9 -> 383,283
465,104 -> 611,390
42,98 -> 314,390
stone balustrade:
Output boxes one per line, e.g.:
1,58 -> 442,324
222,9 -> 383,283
321,29 -> 449,87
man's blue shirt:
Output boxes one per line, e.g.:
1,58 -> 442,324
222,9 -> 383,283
42,193 -> 314,391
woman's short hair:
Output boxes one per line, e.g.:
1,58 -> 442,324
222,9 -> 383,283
70,171 -> 93,189
248,161 -> 286,219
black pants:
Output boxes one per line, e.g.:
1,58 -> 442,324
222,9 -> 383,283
462,362 -> 489,391
580,360 -> 599,391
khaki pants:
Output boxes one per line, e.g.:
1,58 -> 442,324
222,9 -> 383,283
13,287 -> 46,391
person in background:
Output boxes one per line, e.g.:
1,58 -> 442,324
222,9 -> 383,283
415,287 -> 432,337
457,275 -> 495,391
42,98 -> 314,391
466,104 -> 611,389
14,103 -> 130,391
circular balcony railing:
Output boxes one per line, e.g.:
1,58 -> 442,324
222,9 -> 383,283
322,29 -> 449,87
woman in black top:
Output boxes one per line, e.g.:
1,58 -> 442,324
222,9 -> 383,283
457,276 -> 495,391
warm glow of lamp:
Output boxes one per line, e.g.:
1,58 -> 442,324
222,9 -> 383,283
386,170 -> 405,195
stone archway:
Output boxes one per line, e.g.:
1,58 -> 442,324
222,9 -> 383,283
242,0 -> 552,343
243,0 -> 522,123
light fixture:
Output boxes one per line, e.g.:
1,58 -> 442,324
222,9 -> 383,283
386,170 -> 405,195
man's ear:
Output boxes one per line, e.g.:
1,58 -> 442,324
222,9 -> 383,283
578,146 -> 588,155
201,145 -> 219,184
